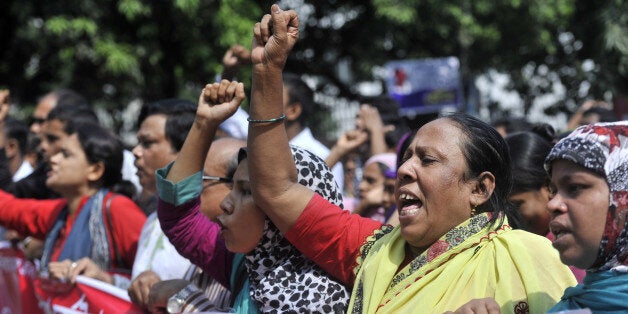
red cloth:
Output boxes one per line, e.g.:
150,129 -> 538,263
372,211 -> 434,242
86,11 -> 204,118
0,190 -> 146,269
284,193 -> 383,286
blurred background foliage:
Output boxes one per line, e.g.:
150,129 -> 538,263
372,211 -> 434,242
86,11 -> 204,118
0,0 -> 626,137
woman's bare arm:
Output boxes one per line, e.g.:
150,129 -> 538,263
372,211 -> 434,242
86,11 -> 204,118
247,5 -> 314,234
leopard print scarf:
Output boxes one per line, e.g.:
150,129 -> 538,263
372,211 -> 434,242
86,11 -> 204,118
245,146 -> 350,313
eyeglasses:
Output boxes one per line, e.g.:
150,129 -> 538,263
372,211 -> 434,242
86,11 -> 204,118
202,175 -> 232,184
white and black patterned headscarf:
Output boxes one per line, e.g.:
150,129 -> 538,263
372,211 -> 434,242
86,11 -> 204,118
545,121 -> 628,271
241,146 -> 350,313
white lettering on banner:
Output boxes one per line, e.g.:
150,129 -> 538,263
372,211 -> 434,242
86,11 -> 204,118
70,294 -> 88,313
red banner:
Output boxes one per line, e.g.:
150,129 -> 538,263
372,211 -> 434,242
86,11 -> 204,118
37,276 -> 145,314
0,245 -> 41,314
0,244 -> 144,314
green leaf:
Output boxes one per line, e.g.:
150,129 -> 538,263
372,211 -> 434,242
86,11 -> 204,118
118,0 -> 151,20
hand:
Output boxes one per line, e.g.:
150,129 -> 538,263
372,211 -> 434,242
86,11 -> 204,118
196,80 -> 245,125
326,130 -> 368,168
223,45 -> 251,69
357,104 -> 395,134
443,298 -> 501,314
335,130 -> 369,155
147,279 -> 191,313
47,259 -> 74,282
578,99 -> 611,113
222,45 -> 251,81
251,4 -> 299,70
0,89 -> 9,123
49,257 -> 113,284
128,270 -> 162,309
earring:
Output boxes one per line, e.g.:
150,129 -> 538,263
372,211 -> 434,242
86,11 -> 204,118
470,204 -> 477,217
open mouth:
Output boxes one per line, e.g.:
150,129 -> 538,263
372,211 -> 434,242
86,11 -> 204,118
216,219 -> 227,232
549,221 -> 569,240
398,193 -> 423,217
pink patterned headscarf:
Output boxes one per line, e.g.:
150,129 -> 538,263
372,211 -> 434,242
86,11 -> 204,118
545,121 -> 628,271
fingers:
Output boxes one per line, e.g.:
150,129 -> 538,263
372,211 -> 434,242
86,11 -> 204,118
270,5 -> 299,43
202,80 -> 243,105
147,279 -> 190,313
231,45 -> 251,61
47,259 -> 72,281
253,22 -> 262,48
129,271 -> 161,309
260,14 -> 272,44
0,89 -> 9,104
67,258 -> 88,283
234,82 -> 245,104
0,89 -> 10,121
449,298 -> 501,314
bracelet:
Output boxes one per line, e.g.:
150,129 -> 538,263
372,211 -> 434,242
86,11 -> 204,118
247,113 -> 286,124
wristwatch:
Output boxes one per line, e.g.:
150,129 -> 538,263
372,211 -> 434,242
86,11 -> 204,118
167,284 -> 197,314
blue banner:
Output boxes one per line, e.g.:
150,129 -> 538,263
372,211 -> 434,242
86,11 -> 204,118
385,57 -> 463,116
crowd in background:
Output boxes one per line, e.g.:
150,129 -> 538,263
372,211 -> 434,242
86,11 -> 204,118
0,4 -> 626,314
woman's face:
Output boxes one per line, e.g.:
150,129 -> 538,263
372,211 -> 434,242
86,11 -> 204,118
547,160 -> 609,269
382,177 -> 396,210
217,159 -> 266,253
509,187 -> 552,235
396,118 -> 477,250
358,162 -> 385,200
46,133 -> 94,195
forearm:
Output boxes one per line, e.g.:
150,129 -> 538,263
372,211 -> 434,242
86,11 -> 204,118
248,67 -> 304,232
0,190 -> 59,238
369,130 -> 388,155
326,145 -> 347,169
167,121 -> 217,183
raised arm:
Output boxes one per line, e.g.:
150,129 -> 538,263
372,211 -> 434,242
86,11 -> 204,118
0,89 -> 13,190
247,5 -> 314,234
166,80 -> 244,183
221,44 -> 251,81
325,129 -> 369,168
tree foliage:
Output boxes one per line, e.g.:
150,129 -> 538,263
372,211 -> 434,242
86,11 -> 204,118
0,0 -> 625,133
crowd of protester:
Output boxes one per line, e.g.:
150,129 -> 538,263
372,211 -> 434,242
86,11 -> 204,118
0,4 -> 626,314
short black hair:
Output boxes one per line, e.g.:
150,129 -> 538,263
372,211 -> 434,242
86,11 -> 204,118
53,89 -> 89,108
283,73 -> 319,126
4,117 -> 29,154
491,116 -> 532,135
138,98 -> 197,153
47,103 -> 99,125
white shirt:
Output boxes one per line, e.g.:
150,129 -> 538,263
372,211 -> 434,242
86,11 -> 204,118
122,149 -> 142,197
12,160 -> 34,182
131,212 -> 191,280
290,127 -> 344,192
219,107 -> 248,140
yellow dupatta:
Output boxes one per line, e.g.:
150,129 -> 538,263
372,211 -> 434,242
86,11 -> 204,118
348,214 -> 576,313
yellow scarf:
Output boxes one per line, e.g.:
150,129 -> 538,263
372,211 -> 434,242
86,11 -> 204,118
349,214 -> 576,313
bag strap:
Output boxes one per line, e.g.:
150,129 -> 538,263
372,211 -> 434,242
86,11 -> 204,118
104,194 -> 128,273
